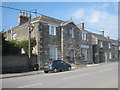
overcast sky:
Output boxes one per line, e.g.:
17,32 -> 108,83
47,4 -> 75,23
1,2 -> 118,39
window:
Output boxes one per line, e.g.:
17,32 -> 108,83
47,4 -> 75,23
70,27 -> 74,38
108,43 -> 111,48
105,52 -> 108,61
8,30 -> 11,34
49,47 -> 58,60
49,25 -> 56,35
13,33 -> 17,40
115,47 -> 116,50
115,54 -> 117,58
82,32 -> 87,40
109,52 -> 112,59
100,41 -> 103,48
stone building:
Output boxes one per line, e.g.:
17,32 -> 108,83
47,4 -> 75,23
4,14 -> 82,67
92,29 -> 112,63
109,39 -> 118,62
118,39 -> 120,60
61,22 -> 81,64
77,21 -> 93,64
4,13 -> 118,69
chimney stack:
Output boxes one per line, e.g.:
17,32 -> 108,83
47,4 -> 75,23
100,29 -> 104,36
18,11 -> 29,25
106,36 -> 110,39
79,20 -> 84,30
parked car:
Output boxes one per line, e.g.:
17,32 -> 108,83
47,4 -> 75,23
43,60 -> 71,73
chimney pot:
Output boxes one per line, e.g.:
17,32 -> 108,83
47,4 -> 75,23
106,36 -> 110,39
100,29 -> 104,36
80,20 -> 84,30
18,11 -> 29,25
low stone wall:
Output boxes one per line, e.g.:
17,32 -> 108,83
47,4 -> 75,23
2,55 -> 37,73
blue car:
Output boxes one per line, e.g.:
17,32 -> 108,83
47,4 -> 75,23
43,60 -> 71,73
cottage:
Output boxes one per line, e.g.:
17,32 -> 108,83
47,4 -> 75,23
92,29 -> 112,63
77,21 -> 93,64
4,12 -> 118,70
4,13 -> 82,67
109,39 -> 118,62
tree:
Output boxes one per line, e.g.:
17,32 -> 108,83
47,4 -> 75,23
2,33 -> 36,56
18,37 -> 36,56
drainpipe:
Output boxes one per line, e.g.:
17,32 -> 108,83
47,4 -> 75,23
61,23 -> 64,60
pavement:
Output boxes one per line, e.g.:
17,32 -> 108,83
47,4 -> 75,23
1,65 -> 79,79
0,62 -> 115,79
2,62 -> 118,88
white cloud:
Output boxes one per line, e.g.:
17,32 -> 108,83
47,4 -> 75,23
72,7 -> 118,39
92,3 -> 109,10
72,8 -> 85,20
87,10 -> 118,39
102,3 -> 109,8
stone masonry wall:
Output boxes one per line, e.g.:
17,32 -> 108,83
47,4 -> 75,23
63,22 -> 81,64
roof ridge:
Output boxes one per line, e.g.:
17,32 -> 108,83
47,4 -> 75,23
32,14 -> 65,22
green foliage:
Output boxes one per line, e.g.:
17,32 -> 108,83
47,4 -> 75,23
19,38 -> 36,55
2,40 -> 21,55
2,36 -> 36,56
2,33 -> 19,55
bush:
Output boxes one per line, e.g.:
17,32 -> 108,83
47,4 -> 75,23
2,40 -> 21,55
18,37 -> 36,55
2,34 -> 36,56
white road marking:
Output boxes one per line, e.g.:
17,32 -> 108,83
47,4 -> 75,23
87,64 -> 100,67
99,68 -> 114,72
18,82 -> 42,88
62,73 -> 89,80
45,71 -> 74,76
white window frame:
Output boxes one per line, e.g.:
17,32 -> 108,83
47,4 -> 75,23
82,32 -> 87,40
108,43 -> 111,48
119,46 -> 120,50
100,41 -> 103,48
115,47 -> 116,50
70,27 -> 74,38
105,52 -> 108,61
109,52 -> 112,59
49,47 -> 58,60
115,54 -> 117,58
49,25 -> 56,36
81,49 -> 88,61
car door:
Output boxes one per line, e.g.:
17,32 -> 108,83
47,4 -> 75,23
63,61 -> 68,70
55,60 -> 62,71
60,61 -> 67,71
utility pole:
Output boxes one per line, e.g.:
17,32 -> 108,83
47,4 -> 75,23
27,10 -> 38,70
28,11 -> 31,59
35,9 -> 37,17
61,23 -> 64,61
28,11 -> 32,71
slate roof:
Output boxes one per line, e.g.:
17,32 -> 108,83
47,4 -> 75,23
5,15 -> 68,32
109,39 -> 118,45
31,15 -> 65,25
91,33 -> 109,41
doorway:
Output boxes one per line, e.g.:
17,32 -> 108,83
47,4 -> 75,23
69,50 -> 74,63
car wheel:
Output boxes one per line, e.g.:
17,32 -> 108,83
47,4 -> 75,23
53,68 -> 58,73
44,71 -> 48,73
68,66 -> 71,71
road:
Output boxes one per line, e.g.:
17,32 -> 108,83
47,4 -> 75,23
2,62 -> 118,88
